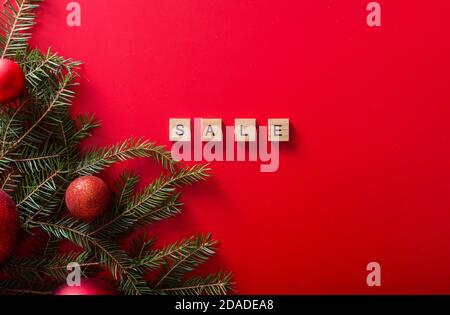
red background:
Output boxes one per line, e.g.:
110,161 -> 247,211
30,0 -> 450,294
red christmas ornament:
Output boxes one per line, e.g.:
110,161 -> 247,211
0,190 -> 20,263
0,58 -> 26,104
65,176 -> 111,222
54,278 -> 118,295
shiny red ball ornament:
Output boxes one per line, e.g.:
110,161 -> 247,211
0,58 -> 26,104
65,176 -> 111,222
54,279 -> 118,295
0,190 -> 20,263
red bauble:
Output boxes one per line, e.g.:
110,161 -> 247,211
65,176 -> 111,222
54,278 -> 118,295
0,190 -> 20,263
0,58 -> 26,104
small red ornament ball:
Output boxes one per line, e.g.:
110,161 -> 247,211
65,176 -> 111,222
54,279 -> 118,295
0,58 -> 26,103
0,190 -> 20,263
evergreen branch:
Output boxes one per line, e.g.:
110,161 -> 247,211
157,272 -> 233,295
153,234 -> 217,289
0,74 -> 76,158
4,252 -> 96,282
40,233 -> 61,257
15,153 -> 60,163
34,219 -> 127,278
72,114 -> 101,142
90,165 -> 209,236
25,49 -> 55,78
21,48 -> 81,94
0,285 -> 53,295
23,185 -> 65,226
0,0 -> 42,58
133,235 -> 202,272
33,218 -> 149,295
14,169 -> 63,222
0,167 -> 21,193
0,101 -> 26,155
113,170 -> 140,214
16,170 -> 59,207
95,195 -> 181,238
0,279 -> 55,295
124,164 -> 208,213
135,193 -> 182,224
75,138 -> 177,176
128,233 -> 156,259
24,49 -> 63,84
55,115 -> 79,168
14,143 -> 64,173
0,288 -> 53,295
118,272 -> 152,295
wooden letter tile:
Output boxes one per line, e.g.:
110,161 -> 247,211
268,118 -> 289,142
201,119 -> 222,142
169,118 -> 191,141
235,119 -> 256,142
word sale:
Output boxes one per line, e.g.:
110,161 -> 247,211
168,118 -> 290,173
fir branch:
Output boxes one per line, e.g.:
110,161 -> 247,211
14,169 -> 64,222
33,218 -> 149,295
75,138 -> 177,176
3,252 -> 96,282
0,167 -> 21,193
0,73 -> 76,159
94,195 -> 181,238
0,288 -> 53,295
90,165 -> 208,236
151,234 -> 217,289
34,219 -> 127,277
113,170 -> 140,214
128,233 -> 156,259
15,153 -> 60,165
92,170 -> 141,238
72,114 -> 101,142
53,115 -> 83,169
0,283 -> 53,295
0,101 -> 26,157
118,272 -> 152,295
23,185 -> 66,226
23,49 -> 70,89
135,193 -> 182,224
0,278 -> 56,295
133,234 -> 216,275
14,143 -> 64,173
0,0 -> 43,58
157,272 -> 233,295
40,234 -> 60,257
20,48 -> 81,100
